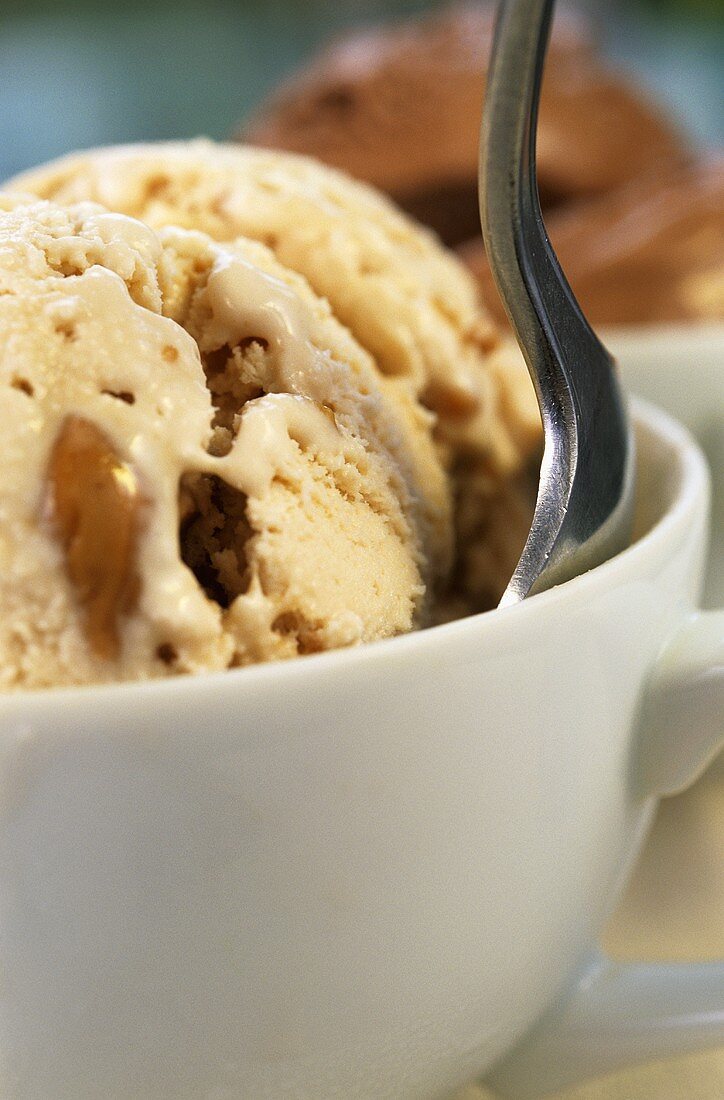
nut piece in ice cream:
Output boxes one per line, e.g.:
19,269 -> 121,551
47,416 -> 143,660
0,194 -> 451,690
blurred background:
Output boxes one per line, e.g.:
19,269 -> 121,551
0,0 -> 722,182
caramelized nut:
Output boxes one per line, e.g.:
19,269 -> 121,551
47,416 -> 143,660
423,377 -> 480,420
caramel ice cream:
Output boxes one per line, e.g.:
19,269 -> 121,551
0,194 -> 455,689
239,3 -> 687,246
11,140 -> 539,470
7,143 -> 542,689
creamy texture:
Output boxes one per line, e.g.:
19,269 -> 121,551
2,143 -> 548,689
0,196 -> 452,689
10,140 -> 541,480
205,255 -> 317,375
10,141 -> 545,633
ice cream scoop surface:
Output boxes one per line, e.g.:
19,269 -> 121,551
0,194 -> 452,689
11,140 -> 540,478
8,142 -> 545,683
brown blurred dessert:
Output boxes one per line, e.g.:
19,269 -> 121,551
239,3 -> 688,247
459,160 -> 724,327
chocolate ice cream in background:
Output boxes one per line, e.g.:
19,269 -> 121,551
461,158 -> 724,327
239,2 -> 723,329
4,141 -> 541,688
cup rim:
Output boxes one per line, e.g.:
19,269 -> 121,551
1,397 -> 709,714
599,319 -> 724,349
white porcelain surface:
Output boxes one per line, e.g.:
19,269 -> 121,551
608,323 -> 724,608
0,401 -> 722,1100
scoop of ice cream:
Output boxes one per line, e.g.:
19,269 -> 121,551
0,195 -> 452,690
238,3 -> 687,246
460,160 -> 724,327
11,140 -> 540,478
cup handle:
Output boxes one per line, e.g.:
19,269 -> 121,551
486,952 -> 724,1098
638,609 -> 724,797
486,610 -> 724,1099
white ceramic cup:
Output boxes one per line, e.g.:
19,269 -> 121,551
0,399 -> 722,1100
609,322 -> 724,609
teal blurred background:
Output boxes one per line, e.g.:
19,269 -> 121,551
0,0 -> 722,182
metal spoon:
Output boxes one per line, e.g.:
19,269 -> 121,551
480,0 -> 635,605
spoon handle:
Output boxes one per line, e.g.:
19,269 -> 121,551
480,0 -> 634,603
